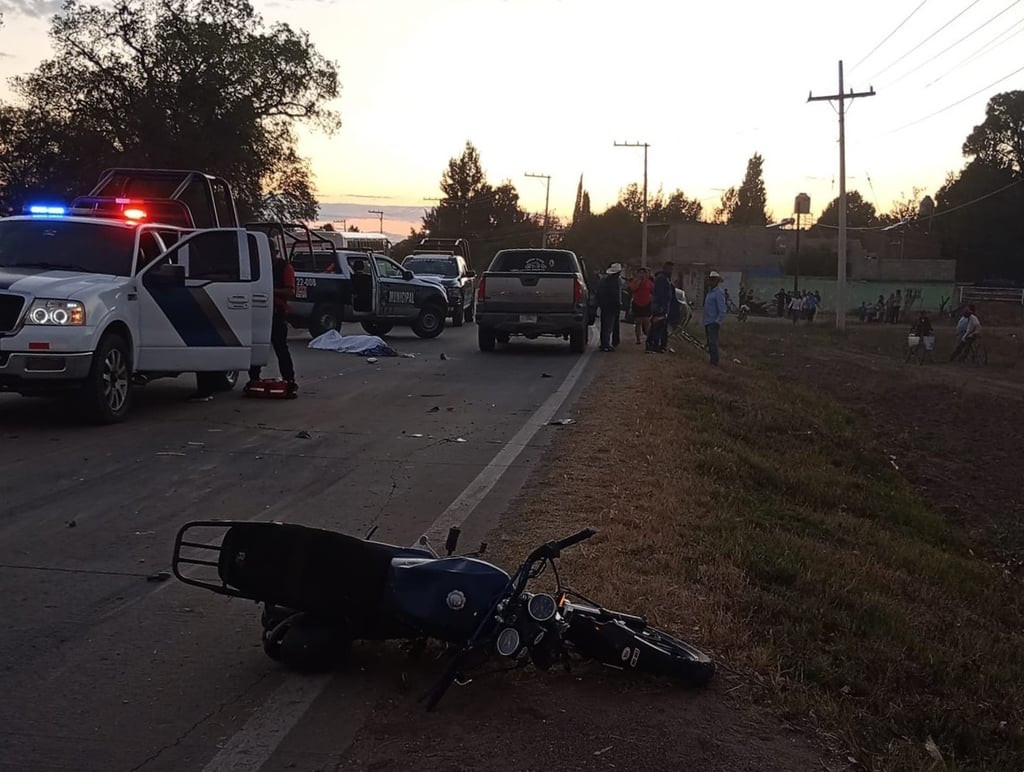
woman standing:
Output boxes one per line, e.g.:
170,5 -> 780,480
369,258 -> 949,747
628,267 -> 655,344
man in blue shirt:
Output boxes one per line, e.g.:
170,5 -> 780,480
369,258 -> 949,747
645,261 -> 675,353
702,271 -> 727,366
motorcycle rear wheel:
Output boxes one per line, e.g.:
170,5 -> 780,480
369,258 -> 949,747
262,611 -> 352,672
566,611 -> 714,687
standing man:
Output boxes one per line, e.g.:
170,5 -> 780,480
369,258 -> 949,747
645,261 -> 675,353
597,263 -> 623,352
246,239 -> 298,396
703,271 -> 727,366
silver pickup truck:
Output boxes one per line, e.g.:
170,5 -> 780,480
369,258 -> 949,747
475,248 -> 595,353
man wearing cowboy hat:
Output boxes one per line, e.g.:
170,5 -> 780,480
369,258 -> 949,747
703,271 -> 728,366
597,262 -> 624,351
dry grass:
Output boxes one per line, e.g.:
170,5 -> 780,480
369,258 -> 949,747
488,338 -> 1024,772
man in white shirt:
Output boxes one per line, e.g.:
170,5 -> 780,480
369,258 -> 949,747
950,305 -> 982,361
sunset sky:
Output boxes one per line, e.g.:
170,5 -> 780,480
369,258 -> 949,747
2,0 -> 1023,236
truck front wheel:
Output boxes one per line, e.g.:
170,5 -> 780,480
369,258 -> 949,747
80,332 -> 133,423
412,304 -> 446,339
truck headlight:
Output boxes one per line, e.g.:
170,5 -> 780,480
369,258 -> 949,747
446,287 -> 460,298
25,299 -> 86,326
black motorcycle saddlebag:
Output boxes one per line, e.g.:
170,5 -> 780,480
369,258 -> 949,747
217,521 -> 399,619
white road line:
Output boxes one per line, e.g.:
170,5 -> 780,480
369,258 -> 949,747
200,675 -> 332,772
418,347 -> 594,545
199,347 -> 593,772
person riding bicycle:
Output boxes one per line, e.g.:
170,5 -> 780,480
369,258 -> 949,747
909,310 -> 935,361
950,305 -> 981,362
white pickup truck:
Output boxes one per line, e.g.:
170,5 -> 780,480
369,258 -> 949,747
0,169 -> 273,423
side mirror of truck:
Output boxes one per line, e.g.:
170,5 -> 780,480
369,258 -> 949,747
465,270 -> 476,278
146,263 -> 186,289
402,269 -> 414,281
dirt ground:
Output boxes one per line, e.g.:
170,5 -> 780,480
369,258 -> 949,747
735,317 -> 1024,574
335,315 -> 1024,772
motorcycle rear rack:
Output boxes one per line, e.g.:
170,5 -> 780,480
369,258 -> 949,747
171,519 -> 264,600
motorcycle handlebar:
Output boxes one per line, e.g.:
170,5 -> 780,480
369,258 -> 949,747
550,527 -> 597,555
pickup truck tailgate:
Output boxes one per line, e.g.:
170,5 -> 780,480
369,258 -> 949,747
480,272 -> 579,313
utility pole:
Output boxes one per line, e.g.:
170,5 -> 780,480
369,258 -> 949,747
614,141 -> 650,268
525,172 -> 551,247
808,61 -> 875,331
368,209 -> 384,233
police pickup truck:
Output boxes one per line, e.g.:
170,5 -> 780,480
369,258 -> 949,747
0,168 -> 273,423
250,223 -> 450,339
400,238 -> 476,327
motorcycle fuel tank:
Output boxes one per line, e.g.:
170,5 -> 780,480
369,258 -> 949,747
387,557 -> 510,642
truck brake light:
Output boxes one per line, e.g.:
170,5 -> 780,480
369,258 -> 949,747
573,278 -> 584,304
477,276 -> 486,301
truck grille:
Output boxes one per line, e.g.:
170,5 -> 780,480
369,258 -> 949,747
0,293 -> 26,333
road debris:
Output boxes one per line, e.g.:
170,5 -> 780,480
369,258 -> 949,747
146,571 -> 171,583
427,406 -> 440,413
296,430 -> 312,439
440,352 -> 448,360
547,418 -> 576,426
541,372 -> 553,378
593,746 -> 613,756
67,519 -> 77,528
366,357 -> 379,364
156,451 -> 186,457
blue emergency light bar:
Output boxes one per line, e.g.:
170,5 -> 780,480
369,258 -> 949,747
27,205 -> 67,216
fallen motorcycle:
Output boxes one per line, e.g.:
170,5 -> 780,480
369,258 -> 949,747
171,520 -> 714,709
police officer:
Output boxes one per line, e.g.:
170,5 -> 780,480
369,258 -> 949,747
246,240 -> 298,396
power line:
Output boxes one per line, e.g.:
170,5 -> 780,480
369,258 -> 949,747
883,61 -> 1024,135
881,0 -> 1023,89
925,14 -> 1024,88
867,0 -> 984,82
852,0 -> 930,72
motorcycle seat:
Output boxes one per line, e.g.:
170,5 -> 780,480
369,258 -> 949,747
217,521 -> 405,620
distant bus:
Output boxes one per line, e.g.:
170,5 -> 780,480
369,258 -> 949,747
312,229 -> 393,256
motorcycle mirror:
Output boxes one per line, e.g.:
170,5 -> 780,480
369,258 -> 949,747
444,526 -> 461,556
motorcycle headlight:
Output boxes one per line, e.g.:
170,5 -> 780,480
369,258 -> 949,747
527,593 -> 557,623
25,299 -> 86,326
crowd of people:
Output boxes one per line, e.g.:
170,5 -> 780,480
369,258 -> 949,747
595,262 -> 724,366
773,288 -> 822,323
858,290 -> 907,324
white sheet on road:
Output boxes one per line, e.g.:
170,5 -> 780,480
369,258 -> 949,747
307,330 -> 413,358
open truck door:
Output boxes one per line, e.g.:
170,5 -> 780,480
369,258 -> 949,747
134,229 -> 253,372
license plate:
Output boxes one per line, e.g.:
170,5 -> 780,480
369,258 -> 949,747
519,314 -> 538,323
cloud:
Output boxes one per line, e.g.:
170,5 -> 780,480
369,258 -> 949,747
0,0 -> 63,19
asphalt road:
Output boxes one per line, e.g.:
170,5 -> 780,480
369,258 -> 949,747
0,323 -> 597,772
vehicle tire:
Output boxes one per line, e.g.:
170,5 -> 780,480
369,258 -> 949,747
361,321 -> 393,337
565,612 -> 714,688
464,300 -> 475,323
309,303 -> 343,338
497,332 -> 510,345
452,305 -> 465,327
197,371 -> 238,393
80,331 -> 133,424
478,325 -> 496,352
265,613 -> 351,672
569,325 -> 587,354
412,304 -> 446,339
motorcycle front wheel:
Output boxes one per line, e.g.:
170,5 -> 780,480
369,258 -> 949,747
565,609 -> 715,687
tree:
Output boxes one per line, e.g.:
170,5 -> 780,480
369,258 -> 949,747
816,190 -> 879,229
881,187 -> 928,224
712,187 -> 738,224
421,142 -> 541,266
729,153 -> 769,225
651,188 -> 703,223
572,174 -> 584,223
963,90 -> 1024,175
0,0 -> 339,220
560,204 -> 641,266
580,191 -> 591,218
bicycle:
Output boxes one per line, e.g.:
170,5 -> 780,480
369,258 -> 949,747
904,334 -> 933,365
951,336 -> 988,366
